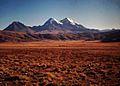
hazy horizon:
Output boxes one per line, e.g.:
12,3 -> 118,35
0,0 -> 120,30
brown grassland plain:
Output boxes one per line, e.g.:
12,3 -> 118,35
0,40 -> 120,86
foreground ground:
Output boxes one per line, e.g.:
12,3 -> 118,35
0,40 -> 120,86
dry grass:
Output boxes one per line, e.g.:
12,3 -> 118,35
0,40 -> 120,86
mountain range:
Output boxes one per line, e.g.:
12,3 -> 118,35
4,18 -> 98,33
0,18 -> 120,42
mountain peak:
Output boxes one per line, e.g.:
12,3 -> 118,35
64,18 -> 74,23
11,21 -> 26,27
12,21 -> 22,24
61,18 -> 76,25
4,21 -> 34,33
12,21 -> 20,23
44,18 -> 62,25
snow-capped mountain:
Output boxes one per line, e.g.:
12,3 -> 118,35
44,18 -> 62,25
4,21 -> 34,33
60,18 -> 90,32
39,18 -> 63,31
61,18 -> 76,25
2,18 -> 120,42
33,18 -> 96,32
4,18 -> 99,33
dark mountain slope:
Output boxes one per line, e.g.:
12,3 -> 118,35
4,21 -> 34,33
101,30 -> 120,42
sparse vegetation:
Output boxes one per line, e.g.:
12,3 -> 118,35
0,41 -> 120,86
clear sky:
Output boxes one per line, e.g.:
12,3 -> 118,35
0,0 -> 120,30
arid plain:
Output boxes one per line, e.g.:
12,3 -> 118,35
0,40 -> 120,86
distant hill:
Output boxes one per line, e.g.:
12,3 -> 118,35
0,31 -> 39,42
0,30 -> 101,42
101,30 -> 120,42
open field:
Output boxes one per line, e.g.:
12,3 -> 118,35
0,41 -> 120,86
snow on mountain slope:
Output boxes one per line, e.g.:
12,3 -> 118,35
60,18 -> 76,25
40,18 -> 63,31
48,18 -> 63,25
35,18 -> 88,32
60,18 -> 88,31
44,18 -> 62,26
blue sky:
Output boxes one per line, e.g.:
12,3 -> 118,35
0,0 -> 120,30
